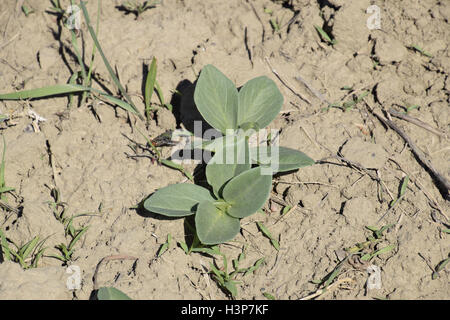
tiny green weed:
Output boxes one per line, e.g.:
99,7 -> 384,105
314,25 -> 337,46
119,1 -> 159,19
0,230 -> 47,269
205,246 -> 265,298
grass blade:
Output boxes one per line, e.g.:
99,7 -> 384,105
0,229 -> 11,261
256,222 -> 279,251
0,84 -> 90,100
96,92 -> 141,115
0,135 -> 6,201
432,256 -> 449,279
263,292 -> 276,300
68,226 -> 89,251
160,159 -> 194,182
145,57 -> 157,121
399,175 -> 410,197
361,244 -> 395,261
0,84 -> 140,115
79,1 -> 143,119
20,236 -> 40,261
314,25 -> 336,45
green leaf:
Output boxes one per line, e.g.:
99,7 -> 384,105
194,65 -> 239,134
206,136 -> 250,197
223,167 -> 272,219
144,184 -> 214,217
145,57 -> 157,119
244,257 -> 265,276
224,280 -> 238,298
97,92 -> 140,115
178,241 -> 189,254
97,287 -> 132,300
195,201 -> 241,245
361,244 -> 396,261
0,229 -> 11,261
160,159 -> 194,182
0,84 -> 89,100
79,1 -> 143,119
20,236 -> 40,260
400,175 -> 410,197
68,227 -> 89,252
250,146 -> 315,173
0,84 -> 140,116
191,247 -> 219,256
263,292 -> 276,300
157,243 -> 169,257
256,222 -> 279,251
237,76 -> 283,129
314,25 -> 336,45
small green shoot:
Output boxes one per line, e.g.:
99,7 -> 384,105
361,244 -> 395,261
155,81 -> 173,111
22,4 -> 35,17
403,104 -> 420,114
80,1 -> 143,119
178,241 -> 190,255
145,57 -> 157,122
120,1 -> 159,19
51,226 -> 89,263
432,254 -> 449,280
48,0 -> 64,14
160,159 -> 194,182
0,136 -> 15,202
390,175 -> 409,208
207,247 -> 265,298
341,91 -> 370,111
263,292 -> 276,300
157,234 -> 172,257
324,91 -> 369,112
410,45 -> 433,58
365,224 -> 395,240
270,18 -> 281,33
314,25 -> 336,45
47,188 -> 98,264
318,256 -> 349,289
0,230 -> 47,269
256,222 -> 280,251
281,205 -> 292,215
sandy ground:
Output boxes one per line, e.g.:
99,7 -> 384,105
0,0 -> 448,300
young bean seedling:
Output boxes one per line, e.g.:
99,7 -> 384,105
144,65 -> 315,245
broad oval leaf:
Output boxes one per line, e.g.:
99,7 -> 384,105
206,136 -> 250,197
195,201 -> 241,245
194,65 -> 239,134
144,184 -> 215,217
238,76 -> 283,129
97,287 -> 131,300
223,167 -> 272,219
250,146 -> 315,173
